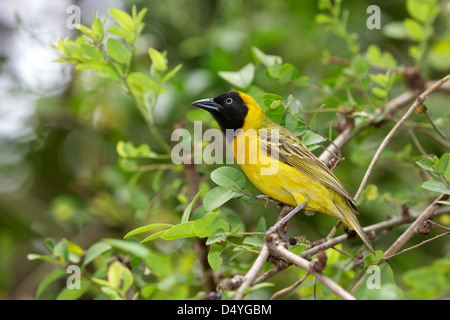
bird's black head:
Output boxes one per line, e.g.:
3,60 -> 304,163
192,91 -> 248,134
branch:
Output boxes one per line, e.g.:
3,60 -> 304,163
318,78 -> 450,166
265,233 -> 355,300
183,162 -> 216,293
383,194 -> 450,258
231,244 -> 270,300
251,205 -> 449,285
319,89 -> 416,164
354,74 -> 450,201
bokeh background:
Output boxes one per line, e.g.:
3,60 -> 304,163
0,0 -> 449,299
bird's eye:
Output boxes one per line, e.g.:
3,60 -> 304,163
225,98 -> 233,104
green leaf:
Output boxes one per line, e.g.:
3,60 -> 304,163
266,63 -> 281,78
36,268 -> 67,299
80,44 -> 104,61
302,131 -> 326,146
140,230 -> 168,243
76,24 -> 95,38
372,87 -> 387,99
292,76 -> 310,86
363,184 -> 379,201
123,223 -> 173,239
284,113 -> 298,133
218,63 -> 255,88
109,8 -> 135,31
92,17 -> 105,42
404,18 -> 425,41
44,238 -> 55,254
206,228 -> 228,245
208,243 -> 229,271
243,236 -> 264,248
265,105 -> 285,124
106,38 -> 131,64
160,221 -> 196,240
203,187 -> 238,211
100,286 -> 123,300
134,7 -> 148,25
251,46 -> 282,67
211,167 -> 246,190
149,48 -> 168,72
383,21 -> 408,39
262,93 -> 284,110
106,261 -> 133,296
27,254 -> 58,264
421,181 -> 450,195
56,279 -> 90,300
53,239 -> 69,263
369,73 -> 388,88
67,240 -> 83,264
76,61 -> 121,81
415,159 -> 435,172
101,239 -> 150,259
434,153 -> 450,180
82,243 -> 112,266
144,251 -> 171,276
109,25 -> 135,44
181,191 -> 201,223
192,212 -> 220,238
406,0 -> 431,23
126,72 -> 159,96
116,140 -> 161,159
162,63 -> 183,83
428,41 -> 450,71
279,63 -> 299,84
315,13 -> 335,24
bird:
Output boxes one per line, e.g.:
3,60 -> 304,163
192,91 -> 373,252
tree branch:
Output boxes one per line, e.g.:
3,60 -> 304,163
354,74 -> 450,202
251,205 -> 449,286
383,194 -> 450,258
265,233 -> 355,300
318,78 -> 450,166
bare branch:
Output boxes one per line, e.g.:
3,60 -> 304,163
252,205 -> 449,285
231,244 -> 270,300
270,272 -> 310,300
319,79 -> 450,165
266,233 -> 355,300
383,194 -> 450,258
354,74 -> 450,202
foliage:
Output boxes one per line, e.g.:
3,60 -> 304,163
2,0 -> 449,300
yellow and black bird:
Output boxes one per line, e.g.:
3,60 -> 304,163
192,91 -> 373,252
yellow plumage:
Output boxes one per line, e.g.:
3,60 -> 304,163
192,91 -> 373,252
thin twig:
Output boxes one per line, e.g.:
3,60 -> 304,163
354,74 -> 450,202
382,231 -> 450,263
266,233 -> 355,300
318,79 -> 450,165
252,205 -> 449,285
383,194 -> 449,258
231,244 -> 270,300
423,110 -> 447,139
270,272 -> 310,300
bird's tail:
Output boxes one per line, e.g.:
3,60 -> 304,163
334,200 -> 374,254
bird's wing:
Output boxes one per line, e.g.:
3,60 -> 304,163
259,125 -> 357,209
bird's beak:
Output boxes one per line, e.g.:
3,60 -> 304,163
192,98 -> 221,112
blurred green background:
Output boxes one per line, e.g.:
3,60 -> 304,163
0,0 -> 449,299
